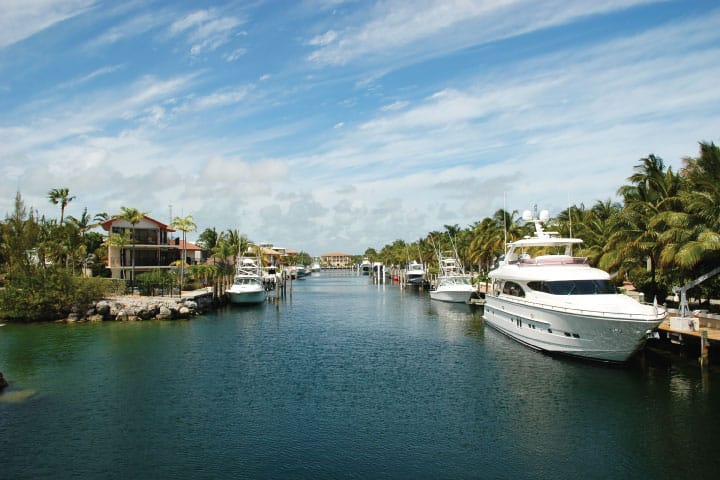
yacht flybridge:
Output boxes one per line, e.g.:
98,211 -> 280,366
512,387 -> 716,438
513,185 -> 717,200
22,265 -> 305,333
483,209 -> 666,362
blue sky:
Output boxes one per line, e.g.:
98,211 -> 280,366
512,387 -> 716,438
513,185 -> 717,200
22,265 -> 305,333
1,0 -> 719,255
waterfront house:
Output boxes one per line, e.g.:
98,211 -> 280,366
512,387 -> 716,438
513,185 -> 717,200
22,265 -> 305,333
100,215 -> 179,280
321,253 -> 353,268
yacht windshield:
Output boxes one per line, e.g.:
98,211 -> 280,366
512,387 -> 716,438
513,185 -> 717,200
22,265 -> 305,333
527,280 -> 616,295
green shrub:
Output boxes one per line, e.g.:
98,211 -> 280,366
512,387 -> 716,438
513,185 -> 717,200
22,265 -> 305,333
0,267 -> 114,322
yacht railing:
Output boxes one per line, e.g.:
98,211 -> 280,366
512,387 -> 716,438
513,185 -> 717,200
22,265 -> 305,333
492,295 -> 666,321
514,256 -> 589,266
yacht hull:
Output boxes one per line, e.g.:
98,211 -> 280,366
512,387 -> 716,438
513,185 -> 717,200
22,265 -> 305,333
227,288 -> 267,305
483,295 -> 664,362
429,287 -> 474,303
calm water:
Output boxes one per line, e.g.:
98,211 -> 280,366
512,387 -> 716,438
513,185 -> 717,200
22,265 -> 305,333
2,274 -> 720,479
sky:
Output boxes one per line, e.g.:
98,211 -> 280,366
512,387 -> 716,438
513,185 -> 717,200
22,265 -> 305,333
1,0 -> 719,256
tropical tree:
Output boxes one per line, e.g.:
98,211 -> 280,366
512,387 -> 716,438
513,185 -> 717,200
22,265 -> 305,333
197,227 -> 219,261
671,142 -> 720,269
189,264 -> 217,288
219,229 -> 248,267
66,207 -> 94,241
93,211 -> 109,224
557,200 -> 621,266
1,192 -> 40,272
48,188 -> 75,223
170,214 -> 197,292
117,207 -> 148,292
466,209 -> 523,286
603,154 -> 681,300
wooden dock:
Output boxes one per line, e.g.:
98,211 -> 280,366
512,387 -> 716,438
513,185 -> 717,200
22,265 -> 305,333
651,312 -> 720,366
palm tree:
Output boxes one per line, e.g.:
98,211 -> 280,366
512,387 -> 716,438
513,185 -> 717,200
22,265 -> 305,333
170,214 -> 197,292
117,207 -> 148,293
48,188 -> 75,223
66,207 -> 92,239
603,155 -> 681,300
466,209 -> 522,288
197,227 -> 219,262
558,200 -> 621,266
212,238 -> 237,292
212,239 -> 235,271
672,142 -> 720,269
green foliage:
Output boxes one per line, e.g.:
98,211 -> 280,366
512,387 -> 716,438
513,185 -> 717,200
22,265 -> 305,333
135,269 -> 176,296
197,227 -> 219,251
0,266 -> 114,322
367,142 -> 720,304
295,251 -> 312,266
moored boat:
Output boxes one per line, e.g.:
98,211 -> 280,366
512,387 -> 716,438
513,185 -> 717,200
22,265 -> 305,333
429,252 -> 475,303
360,258 -> 371,275
483,209 -> 666,362
405,260 -> 426,285
226,256 -> 268,305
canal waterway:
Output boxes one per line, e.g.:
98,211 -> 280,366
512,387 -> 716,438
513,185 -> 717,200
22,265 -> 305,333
2,273 -> 720,479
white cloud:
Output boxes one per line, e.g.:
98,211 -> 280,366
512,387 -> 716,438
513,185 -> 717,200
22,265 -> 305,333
57,64 -> 124,89
307,0 -> 661,66
192,85 -> 254,110
90,11 -> 170,47
0,0 -> 95,48
224,48 -> 247,62
169,8 -> 245,56
308,30 -> 338,46
381,101 -> 409,112
2,1 -> 718,254
170,10 -> 213,35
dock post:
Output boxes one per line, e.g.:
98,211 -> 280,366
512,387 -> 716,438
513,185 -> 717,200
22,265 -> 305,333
700,329 -> 709,368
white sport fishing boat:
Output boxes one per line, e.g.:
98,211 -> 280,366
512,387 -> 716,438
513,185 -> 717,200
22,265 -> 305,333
226,257 -> 267,305
406,260 -> 426,285
360,258 -> 371,275
483,209 -> 666,362
429,252 -> 475,303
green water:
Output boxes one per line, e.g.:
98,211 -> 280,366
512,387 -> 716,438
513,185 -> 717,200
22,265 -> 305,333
1,274 -> 719,479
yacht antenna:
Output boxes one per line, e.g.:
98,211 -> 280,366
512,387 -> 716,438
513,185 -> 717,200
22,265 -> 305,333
450,235 -> 459,262
429,235 -> 439,262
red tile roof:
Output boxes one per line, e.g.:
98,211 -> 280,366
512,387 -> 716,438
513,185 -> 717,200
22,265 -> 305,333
100,215 -> 175,232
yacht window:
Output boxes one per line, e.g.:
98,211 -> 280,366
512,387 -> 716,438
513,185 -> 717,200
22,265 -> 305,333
527,280 -> 616,295
502,281 -> 525,297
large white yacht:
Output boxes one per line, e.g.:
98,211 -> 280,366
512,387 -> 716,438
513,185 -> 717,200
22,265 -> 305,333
483,209 -> 666,362
226,257 -> 268,305
429,252 -> 475,303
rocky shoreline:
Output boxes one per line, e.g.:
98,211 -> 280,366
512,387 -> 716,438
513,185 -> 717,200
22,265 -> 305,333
61,291 -> 217,323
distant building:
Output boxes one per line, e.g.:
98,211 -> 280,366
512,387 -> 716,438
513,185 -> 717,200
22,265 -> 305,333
100,215 -> 179,280
175,240 -> 204,265
320,253 -> 352,268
